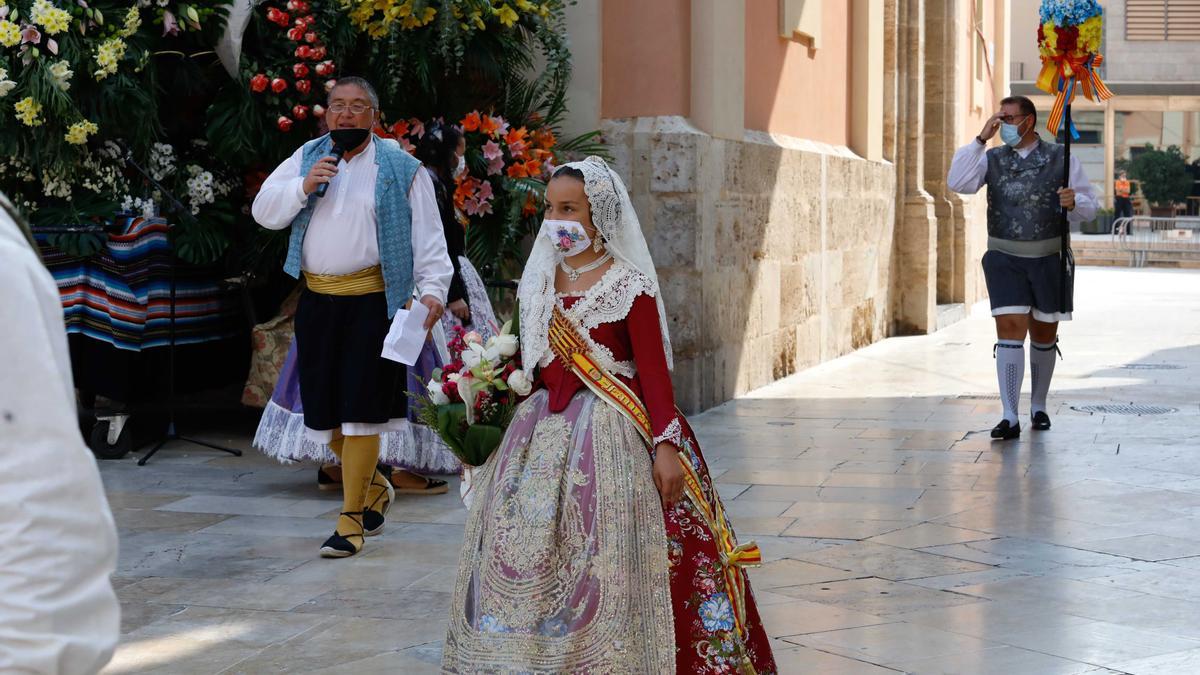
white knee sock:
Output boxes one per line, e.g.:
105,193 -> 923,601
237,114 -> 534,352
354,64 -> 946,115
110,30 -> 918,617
995,340 -> 1025,425
1030,339 -> 1059,415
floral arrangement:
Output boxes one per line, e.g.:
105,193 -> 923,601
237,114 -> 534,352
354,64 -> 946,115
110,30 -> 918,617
378,109 -> 558,273
341,0 -> 557,39
1035,0 -> 1112,136
414,322 -> 529,466
0,0 -> 238,259
243,0 -> 339,135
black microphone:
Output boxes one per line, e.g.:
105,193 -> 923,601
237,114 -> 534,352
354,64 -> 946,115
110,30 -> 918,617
315,128 -> 370,199
313,144 -> 346,199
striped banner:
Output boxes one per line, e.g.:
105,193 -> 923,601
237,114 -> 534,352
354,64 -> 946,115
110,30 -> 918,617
36,217 -> 240,351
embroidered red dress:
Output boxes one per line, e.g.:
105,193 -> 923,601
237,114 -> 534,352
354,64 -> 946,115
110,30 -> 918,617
443,263 -> 777,674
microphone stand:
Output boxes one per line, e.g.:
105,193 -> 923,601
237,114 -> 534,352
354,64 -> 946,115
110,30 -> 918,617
114,144 -> 242,466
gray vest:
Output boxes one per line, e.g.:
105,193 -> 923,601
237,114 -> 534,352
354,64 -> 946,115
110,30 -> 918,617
985,140 -> 1066,242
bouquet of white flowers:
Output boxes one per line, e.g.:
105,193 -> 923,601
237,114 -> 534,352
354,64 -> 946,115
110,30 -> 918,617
414,321 -> 530,466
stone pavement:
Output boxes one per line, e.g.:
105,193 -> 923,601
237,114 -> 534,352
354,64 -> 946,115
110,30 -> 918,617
101,266 -> 1200,674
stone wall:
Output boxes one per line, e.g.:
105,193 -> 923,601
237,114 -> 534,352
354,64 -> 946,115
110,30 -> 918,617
603,116 -> 897,413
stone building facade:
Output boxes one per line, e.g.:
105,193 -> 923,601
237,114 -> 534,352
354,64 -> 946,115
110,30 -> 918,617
563,1 -> 1011,412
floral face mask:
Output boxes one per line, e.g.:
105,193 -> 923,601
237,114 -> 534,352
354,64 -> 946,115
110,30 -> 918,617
540,218 -> 592,257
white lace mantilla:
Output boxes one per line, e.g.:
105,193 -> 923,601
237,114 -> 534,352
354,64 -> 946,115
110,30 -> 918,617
517,156 -> 674,378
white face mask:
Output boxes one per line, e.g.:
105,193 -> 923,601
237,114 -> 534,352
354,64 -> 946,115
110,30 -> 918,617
541,218 -> 592,258
455,154 -> 466,177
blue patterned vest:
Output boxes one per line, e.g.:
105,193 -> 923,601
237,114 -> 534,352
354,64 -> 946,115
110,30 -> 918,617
985,139 -> 1067,242
282,134 -> 421,318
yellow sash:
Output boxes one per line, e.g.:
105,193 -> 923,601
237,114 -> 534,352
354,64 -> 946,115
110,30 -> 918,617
548,306 -> 761,673
302,265 -> 386,296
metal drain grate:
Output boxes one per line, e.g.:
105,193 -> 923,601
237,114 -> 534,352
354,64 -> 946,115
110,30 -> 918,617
1120,364 -> 1185,371
1071,404 -> 1178,416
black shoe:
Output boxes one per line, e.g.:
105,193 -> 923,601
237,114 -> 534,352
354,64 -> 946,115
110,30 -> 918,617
991,419 -> 1021,440
363,471 -> 395,538
1031,411 -> 1051,431
316,464 -> 341,492
320,512 -> 364,558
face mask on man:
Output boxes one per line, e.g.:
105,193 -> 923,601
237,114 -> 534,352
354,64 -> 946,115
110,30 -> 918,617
1000,120 -> 1025,147
541,218 -> 592,258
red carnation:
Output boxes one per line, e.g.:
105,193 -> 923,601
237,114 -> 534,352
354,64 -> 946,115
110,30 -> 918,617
311,45 -> 327,61
270,77 -> 288,94
295,45 -> 313,60
293,63 -> 309,78
249,73 -> 269,93
1057,26 -> 1079,54
315,60 -> 336,77
305,31 -> 318,44
293,104 -> 310,120
294,79 -> 312,96
277,116 -> 294,132
313,104 -> 325,118
266,8 -> 290,27
287,26 -> 305,40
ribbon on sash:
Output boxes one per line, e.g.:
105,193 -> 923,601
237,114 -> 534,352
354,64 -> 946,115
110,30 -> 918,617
548,306 -> 761,673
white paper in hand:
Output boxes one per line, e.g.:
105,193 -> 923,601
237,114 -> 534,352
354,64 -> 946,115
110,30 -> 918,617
381,301 -> 430,366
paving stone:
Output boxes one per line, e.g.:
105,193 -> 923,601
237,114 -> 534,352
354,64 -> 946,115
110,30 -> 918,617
98,267 -> 1200,671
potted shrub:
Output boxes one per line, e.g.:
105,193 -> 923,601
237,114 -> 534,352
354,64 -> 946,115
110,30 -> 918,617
1082,207 -> 1114,234
1128,144 -> 1193,218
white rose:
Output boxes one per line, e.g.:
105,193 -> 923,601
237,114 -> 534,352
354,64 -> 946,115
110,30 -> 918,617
507,369 -> 533,397
494,333 -> 518,358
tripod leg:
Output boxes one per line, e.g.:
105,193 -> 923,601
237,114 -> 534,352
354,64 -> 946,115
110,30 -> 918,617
137,437 -> 171,466
178,436 -> 243,457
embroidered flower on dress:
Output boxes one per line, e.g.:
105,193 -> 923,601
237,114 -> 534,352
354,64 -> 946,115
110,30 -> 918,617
699,593 -> 735,632
479,615 -> 508,633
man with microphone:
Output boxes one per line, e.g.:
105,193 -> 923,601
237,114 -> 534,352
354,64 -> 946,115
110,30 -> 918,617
253,76 -> 452,558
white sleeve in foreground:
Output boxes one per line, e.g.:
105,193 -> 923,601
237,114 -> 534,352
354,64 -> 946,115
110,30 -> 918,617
0,217 -> 119,675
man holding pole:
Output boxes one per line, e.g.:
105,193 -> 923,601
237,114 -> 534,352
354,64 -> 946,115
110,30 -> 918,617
948,95 -> 1097,440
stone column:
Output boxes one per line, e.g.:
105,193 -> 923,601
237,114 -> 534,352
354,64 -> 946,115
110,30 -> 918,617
1105,104 -> 1116,209
891,0 -> 938,334
690,0 -> 745,140
560,0 -> 602,139
883,0 -> 898,164
923,0 -> 968,306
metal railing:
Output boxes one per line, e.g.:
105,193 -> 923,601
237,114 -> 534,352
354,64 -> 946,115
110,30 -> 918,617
1111,216 -> 1200,267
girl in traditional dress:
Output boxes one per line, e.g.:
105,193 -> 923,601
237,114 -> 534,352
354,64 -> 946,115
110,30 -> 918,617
442,156 -> 776,673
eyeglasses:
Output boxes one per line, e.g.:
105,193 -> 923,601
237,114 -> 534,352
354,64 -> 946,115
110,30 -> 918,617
998,114 -> 1030,124
328,103 -> 373,115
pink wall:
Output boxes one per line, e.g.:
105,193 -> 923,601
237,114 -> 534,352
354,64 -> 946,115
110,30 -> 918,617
744,1 -> 851,144
600,0 -> 691,119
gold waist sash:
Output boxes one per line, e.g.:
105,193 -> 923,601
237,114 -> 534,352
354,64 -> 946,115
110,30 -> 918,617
302,265 -> 385,296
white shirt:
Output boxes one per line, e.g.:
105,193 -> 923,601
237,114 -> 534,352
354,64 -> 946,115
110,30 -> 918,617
0,206 -> 120,674
252,137 -> 453,301
947,138 -> 1098,223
